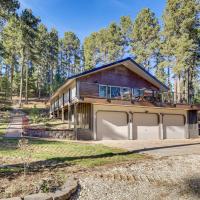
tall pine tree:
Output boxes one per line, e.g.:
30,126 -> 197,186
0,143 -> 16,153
131,8 -> 160,71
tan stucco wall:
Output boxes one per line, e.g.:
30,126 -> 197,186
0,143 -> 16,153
92,104 -> 191,140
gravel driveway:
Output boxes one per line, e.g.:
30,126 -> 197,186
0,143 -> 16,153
71,154 -> 200,200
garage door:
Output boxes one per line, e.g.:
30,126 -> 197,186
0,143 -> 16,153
133,113 -> 160,140
163,115 -> 185,139
97,111 -> 129,140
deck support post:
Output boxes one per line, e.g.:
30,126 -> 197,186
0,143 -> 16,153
74,103 -> 78,140
62,107 -> 64,122
68,104 -> 71,129
57,110 -> 59,119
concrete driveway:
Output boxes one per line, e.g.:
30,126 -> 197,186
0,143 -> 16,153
93,138 -> 200,156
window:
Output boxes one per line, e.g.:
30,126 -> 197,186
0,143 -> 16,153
121,87 -> 130,100
71,87 -> 76,99
132,88 -> 140,98
59,96 -> 63,107
64,91 -> 69,103
99,85 -> 107,98
111,86 -> 121,98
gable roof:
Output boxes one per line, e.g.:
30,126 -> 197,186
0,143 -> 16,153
50,57 -> 168,101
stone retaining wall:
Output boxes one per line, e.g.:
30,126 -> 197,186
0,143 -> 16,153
1,177 -> 78,200
23,128 -> 75,140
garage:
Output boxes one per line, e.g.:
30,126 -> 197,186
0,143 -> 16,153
96,111 -> 129,140
133,113 -> 160,140
163,114 -> 185,139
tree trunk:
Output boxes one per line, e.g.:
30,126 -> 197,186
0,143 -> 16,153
25,62 -> 28,104
5,65 -> 9,99
37,68 -> 41,99
19,49 -> 25,107
10,61 -> 14,101
167,67 -> 170,88
177,75 -> 181,103
49,65 -> 53,97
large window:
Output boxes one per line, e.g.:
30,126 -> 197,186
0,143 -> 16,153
110,86 -> 121,98
64,91 -> 69,103
99,85 -> 131,99
99,85 -> 107,98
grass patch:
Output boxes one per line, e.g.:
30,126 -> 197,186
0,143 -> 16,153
22,106 -> 67,129
0,138 -> 143,168
0,138 -> 144,198
0,123 -> 8,135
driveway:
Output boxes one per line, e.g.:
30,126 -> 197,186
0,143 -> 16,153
93,138 -> 200,156
71,139 -> 200,200
72,154 -> 200,200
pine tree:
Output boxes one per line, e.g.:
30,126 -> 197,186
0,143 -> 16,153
2,16 -> 19,100
61,31 -> 81,76
0,0 -> 19,25
34,23 -> 49,98
18,9 -> 40,106
84,22 -> 124,68
83,32 -> 99,69
120,16 -> 133,55
104,22 -> 124,62
162,0 -> 199,98
47,28 -> 59,95
131,8 -> 160,71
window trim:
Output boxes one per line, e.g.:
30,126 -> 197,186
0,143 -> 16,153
99,84 -> 108,98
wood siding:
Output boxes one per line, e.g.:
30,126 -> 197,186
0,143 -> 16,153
78,65 -> 159,97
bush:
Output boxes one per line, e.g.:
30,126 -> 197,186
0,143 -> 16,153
25,105 -> 48,124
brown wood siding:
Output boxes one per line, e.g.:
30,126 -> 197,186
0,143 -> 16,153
78,65 -> 159,97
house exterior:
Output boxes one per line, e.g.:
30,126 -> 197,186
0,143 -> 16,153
49,57 -> 199,140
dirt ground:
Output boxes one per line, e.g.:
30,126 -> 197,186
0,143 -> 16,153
88,138 -> 200,156
71,154 -> 200,200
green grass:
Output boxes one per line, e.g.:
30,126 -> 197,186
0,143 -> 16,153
0,138 -> 143,169
0,123 -> 8,135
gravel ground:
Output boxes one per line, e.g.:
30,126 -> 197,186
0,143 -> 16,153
71,155 -> 200,200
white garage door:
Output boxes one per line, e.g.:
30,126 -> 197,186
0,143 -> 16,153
97,111 -> 129,140
133,113 -> 160,140
163,115 -> 185,139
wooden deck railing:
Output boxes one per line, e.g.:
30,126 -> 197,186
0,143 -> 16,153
79,82 -> 200,105
50,82 -> 200,112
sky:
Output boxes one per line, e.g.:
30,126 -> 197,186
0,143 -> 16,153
19,0 -> 166,42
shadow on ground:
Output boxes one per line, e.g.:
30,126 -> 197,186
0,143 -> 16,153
185,177 -> 200,198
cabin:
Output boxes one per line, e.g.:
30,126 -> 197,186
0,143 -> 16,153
49,57 -> 199,140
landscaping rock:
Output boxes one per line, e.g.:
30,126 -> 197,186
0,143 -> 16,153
61,177 -> 78,190
53,177 -> 78,200
53,190 -> 70,200
23,193 -> 53,200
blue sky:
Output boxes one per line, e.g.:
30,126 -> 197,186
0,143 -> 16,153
19,0 -> 166,41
